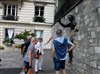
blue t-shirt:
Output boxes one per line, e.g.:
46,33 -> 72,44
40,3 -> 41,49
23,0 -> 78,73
23,41 -> 30,56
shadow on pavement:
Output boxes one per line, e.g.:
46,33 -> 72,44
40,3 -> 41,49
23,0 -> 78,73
0,68 -> 22,74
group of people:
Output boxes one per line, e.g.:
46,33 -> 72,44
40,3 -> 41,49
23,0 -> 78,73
20,29 -> 75,74
20,36 -> 45,74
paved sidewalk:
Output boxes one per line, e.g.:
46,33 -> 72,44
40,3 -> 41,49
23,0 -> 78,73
0,47 -> 80,74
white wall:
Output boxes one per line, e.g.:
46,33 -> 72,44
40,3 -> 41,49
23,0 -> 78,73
0,1 -> 55,24
0,23 -> 52,49
18,1 -> 55,24
18,2 -> 35,22
44,4 -> 55,24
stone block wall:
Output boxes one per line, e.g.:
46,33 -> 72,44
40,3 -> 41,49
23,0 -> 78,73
53,0 -> 100,74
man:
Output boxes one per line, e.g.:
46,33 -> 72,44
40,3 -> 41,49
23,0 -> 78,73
52,29 -> 75,74
20,37 -> 38,74
68,38 -> 74,64
22,36 -> 32,57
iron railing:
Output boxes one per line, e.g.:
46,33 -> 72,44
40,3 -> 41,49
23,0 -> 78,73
33,16 -> 45,23
54,0 -> 83,24
2,15 -> 18,21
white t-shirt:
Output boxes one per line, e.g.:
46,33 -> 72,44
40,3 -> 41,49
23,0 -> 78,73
35,41 -> 44,55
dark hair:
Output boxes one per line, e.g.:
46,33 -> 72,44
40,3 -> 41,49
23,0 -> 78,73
56,29 -> 62,37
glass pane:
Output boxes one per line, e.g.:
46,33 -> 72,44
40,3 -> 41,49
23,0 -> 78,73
35,11 -> 39,16
5,29 -> 8,39
35,30 -> 43,38
40,31 -> 43,38
8,5 -> 11,15
35,6 -> 39,11
40,7 -> 44,11
8,9 -> 11,15
12,5 -> 15,9
40,11 -> 44,16
8,5 -> 11,9
4,5 -> 7,15
12,8 -> 15,16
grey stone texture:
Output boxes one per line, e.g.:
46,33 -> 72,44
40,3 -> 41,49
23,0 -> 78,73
53,0 -> 100,74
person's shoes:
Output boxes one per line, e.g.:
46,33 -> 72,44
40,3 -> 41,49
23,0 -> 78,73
20,71 -> 25,74
39,70 -> 44,72
35,71 -> 38,74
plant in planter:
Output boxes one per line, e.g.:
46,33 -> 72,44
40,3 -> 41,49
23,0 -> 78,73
0,45 -> 4,50
34,16 -> 45,22
14,44 -> 21,48
3,38 -> 14,46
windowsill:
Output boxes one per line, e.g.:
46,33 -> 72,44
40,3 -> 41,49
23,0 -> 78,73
0,20 -> 53,26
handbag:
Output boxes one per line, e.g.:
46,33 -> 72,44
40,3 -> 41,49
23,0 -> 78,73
34,52 -> 41,59
27,68 -> 34,74
34,50 -> 41,59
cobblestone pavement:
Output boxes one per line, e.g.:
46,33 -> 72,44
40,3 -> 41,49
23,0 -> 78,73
0,47 -> 80,74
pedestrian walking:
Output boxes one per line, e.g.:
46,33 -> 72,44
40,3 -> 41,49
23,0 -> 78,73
52,29 -> 75,74
34,38 -> 44,73
22,36 -> 32,57
20,37 -> 38,74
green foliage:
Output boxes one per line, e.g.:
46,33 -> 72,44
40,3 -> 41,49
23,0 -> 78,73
34,16 -> 44,22
3,38 -> 14,46
0,45 -> 4,50
4,38 -> 14,43
14,30 -> 36,40
14,44 -> 21,48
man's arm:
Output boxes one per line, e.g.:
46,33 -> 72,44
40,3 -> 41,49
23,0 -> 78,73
68,44 -> 75,52
28,50 -> 32,67
51,48 -> 55,59
67,39 -> 75,51
45,37 -> 52,45
22,46 -> 25,56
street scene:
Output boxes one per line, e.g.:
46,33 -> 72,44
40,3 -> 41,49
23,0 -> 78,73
0,47 -> 79,74
0,0 -> 100,74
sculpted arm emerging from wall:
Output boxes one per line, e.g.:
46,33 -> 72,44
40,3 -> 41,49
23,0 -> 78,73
58,15 -> 77,30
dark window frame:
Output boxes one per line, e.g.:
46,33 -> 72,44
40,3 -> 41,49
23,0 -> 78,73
2,4 -> 18,21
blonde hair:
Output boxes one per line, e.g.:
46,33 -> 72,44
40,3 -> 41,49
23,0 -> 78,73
31,37 -> 37,42
27,35 -> 32,39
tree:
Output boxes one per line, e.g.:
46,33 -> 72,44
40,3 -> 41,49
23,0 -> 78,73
14,30 -> 36,41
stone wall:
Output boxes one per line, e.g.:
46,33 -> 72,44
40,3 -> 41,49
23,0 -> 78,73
53,0 -> 100,74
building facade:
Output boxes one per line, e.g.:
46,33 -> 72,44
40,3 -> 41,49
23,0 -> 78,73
0,0 -> 55,49
53,0 -> 100,74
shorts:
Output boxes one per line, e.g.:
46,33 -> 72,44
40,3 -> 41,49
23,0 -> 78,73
23,61 -> 29,71
53,57 -> 66,71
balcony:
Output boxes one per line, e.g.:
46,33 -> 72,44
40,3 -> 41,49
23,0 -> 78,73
2,15 -> 18,21
54,0 -> 83,24
33,16 -> 45,23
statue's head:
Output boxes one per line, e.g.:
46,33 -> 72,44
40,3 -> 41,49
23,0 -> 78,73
68,15 -> 75,22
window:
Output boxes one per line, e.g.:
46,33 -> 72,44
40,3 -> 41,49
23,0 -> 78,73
35,30 -> 43,38
2,4 -> 18,20
34,6 -> 45,22
35,6 -> 44,17
4,28 -> 14,43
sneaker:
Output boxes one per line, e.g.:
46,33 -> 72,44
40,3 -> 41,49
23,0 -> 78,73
35,71 -> 38,74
